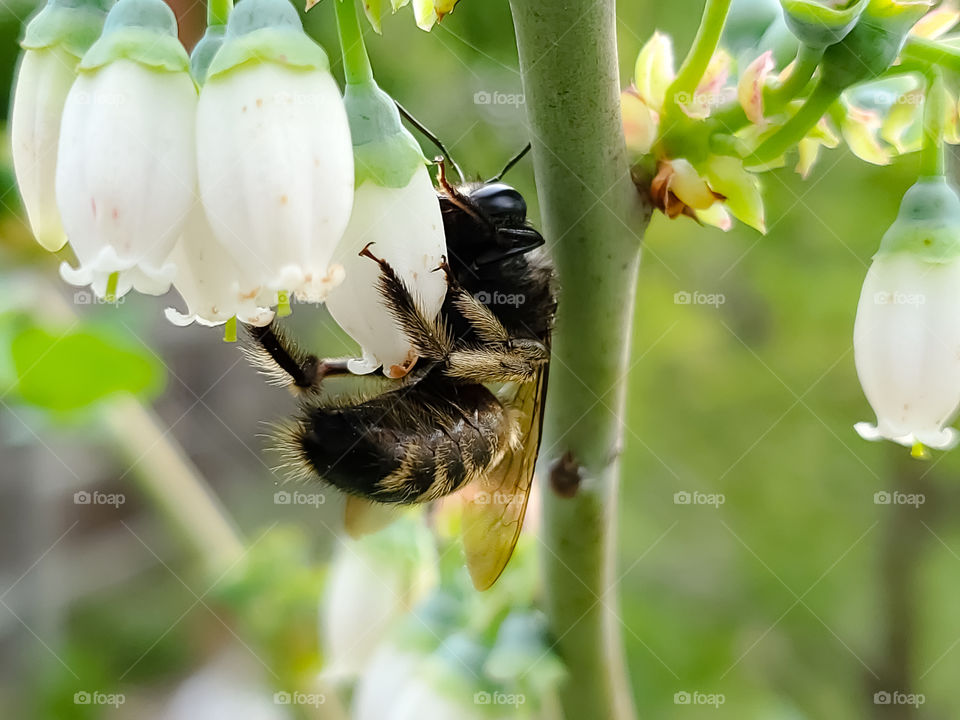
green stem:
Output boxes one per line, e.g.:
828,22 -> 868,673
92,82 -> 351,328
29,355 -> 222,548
509,1 -> 647,719
749,79 -> 840,167
902,36 -> 960,76
207,0 -> 232,28
105,271 -> 118,304
663,0 -> 732,118
223,316 -> 238,343
920,69 -> 946,178
334,0 -> 373,85
768,43 -> 823,111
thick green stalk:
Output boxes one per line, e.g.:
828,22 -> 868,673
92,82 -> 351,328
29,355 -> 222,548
207,0 -> 232,28
334,0 -> 373,85
509,1 -> 647,718
663,0 -> 732,119
920,69 -> 946,179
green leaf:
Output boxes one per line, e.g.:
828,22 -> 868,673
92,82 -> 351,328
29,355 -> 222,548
11,324 -> 164,411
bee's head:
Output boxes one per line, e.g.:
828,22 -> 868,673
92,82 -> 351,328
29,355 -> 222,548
464,182 -> 544,268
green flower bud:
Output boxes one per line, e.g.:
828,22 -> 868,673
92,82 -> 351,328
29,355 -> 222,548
820,0 -> 932,90
780,0 -> 869,48
875,177 -> 960,262
79,0 -> 189,72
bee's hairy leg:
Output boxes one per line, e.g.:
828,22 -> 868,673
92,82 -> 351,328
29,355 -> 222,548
359,242 -> 453,362
243,323 -> 353,393
445,340 -> 549,384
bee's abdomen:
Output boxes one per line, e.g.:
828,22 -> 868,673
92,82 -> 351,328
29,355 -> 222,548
291,381 -> 512,504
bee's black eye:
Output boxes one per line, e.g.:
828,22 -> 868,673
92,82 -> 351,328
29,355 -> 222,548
469,183 -> 527,223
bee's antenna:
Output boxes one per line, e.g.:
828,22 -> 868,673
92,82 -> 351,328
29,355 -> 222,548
487,143 -> 532,183
394,100 -> 466,184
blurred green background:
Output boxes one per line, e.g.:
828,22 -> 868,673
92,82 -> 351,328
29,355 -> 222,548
1,0 -> 958,718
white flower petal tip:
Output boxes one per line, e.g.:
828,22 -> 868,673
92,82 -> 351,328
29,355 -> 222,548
854,422 -> 959,452
59,248 -> 175,298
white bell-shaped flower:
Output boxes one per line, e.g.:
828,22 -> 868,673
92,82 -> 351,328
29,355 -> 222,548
164,201 -> 275,328
325,0 -> 446,378
854,177 -> 960,451
326,165 -> 447,377
11,0 -> 110,252
196,0 -> 354,304
320,517 -> 436,682
56,0 -> 197,299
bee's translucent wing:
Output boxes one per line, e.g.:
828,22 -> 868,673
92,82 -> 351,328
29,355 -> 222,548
344,496 -> 400,538
461,366 -> 549,590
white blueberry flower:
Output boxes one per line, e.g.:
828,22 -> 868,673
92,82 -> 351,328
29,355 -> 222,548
164,201 -> 274,328
56,0 -> 197,298
196,0 -> 354,305
854,177 -> 960,451
325,0 -> 446,378
320,517 -> 437,681
10,0 -> 110,252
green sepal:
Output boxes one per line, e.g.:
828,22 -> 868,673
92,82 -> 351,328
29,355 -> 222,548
345,80 -> 427,188
190,24 -> 226,85
876,177 -> 960,262
781,0 -> 869,48
820,0 -> 931,90
22,0 -> 113,58
79,0 -> 189,72
206,0 -> 329,81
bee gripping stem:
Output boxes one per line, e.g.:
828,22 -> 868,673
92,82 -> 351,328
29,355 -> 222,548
510,0 -> 647,718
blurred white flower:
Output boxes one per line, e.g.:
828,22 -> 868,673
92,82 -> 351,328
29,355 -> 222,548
321,518 -> 436,681
854,177 -> 960,451
196,0 -> 354,304
326,165 -> 447,378
165,201 -> 275,328
56,0 -> 197,299
11,0 -> 110,252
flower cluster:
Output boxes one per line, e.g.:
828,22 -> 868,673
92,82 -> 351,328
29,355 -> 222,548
623,0 -> 952,234
624,0 -> 960,455
12,0 -> 447,377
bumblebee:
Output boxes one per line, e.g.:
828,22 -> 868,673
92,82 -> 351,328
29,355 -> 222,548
245,127 -> 555,589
